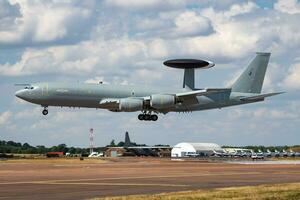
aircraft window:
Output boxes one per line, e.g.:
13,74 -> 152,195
24,86 -> 34,89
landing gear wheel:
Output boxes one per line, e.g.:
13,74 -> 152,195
42,109 -> 48,115
138,114 -> 144,121
144,114 -> 151,121
151,114 -> 158,121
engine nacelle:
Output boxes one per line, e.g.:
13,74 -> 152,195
150,94 -> 175,109
119,98 -> 143,112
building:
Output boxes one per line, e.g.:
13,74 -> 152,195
46,152 -> 64,157
105,147 -> 126,157
171,142 -> 222,157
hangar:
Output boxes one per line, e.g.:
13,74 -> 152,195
171,142 -> 222,157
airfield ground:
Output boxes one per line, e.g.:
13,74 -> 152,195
0,157 -> 300,200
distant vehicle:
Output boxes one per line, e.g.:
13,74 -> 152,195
186,152 -> 200,157
251,153 -> 264,160
15,52 -> 282,121
88,152 -> 104,157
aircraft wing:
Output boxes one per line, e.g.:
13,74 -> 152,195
143,88 -> 231,105
240,92 -> 284,101
176,88 -> 231,98
176,88 -> 231,105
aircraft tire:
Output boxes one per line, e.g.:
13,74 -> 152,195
144,114 -> 151,121
138,114 -> 144,120
151,115 -> 158,121
42,109 -> 48,115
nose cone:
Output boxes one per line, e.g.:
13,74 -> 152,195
15,90 -> 28,100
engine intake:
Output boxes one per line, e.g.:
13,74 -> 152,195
119,98 -> 143,112
150,94 -> 175,109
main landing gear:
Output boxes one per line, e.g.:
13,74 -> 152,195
42,106 -> 48,115
138,112 -> 158,121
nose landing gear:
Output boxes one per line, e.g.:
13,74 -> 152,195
42,106 -> 48,115
138,112 -> 158,121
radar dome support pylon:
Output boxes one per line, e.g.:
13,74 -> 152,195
163,59 -> 215,90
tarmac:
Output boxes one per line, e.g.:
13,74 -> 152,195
0,157 -> 300,200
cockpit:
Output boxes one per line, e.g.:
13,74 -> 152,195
24,86 -> 35,90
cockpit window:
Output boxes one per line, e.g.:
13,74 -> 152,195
24,86 -> 34,89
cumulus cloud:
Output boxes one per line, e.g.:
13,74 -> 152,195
0,0 -> 96,47
0,111 -> 12,126
104,0 -> 184,11
173,11 -> 213,37
0,38 -> 147,76
283,62 -> 300,90
0,0 -> 21,30
274,0 -> 300,14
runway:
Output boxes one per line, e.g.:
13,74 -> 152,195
1,158 -> 300,199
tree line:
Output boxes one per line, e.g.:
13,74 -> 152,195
1,140 -> 299,154
0,140 -> 91,154
0,139 -> 145,154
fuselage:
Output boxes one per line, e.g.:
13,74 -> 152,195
15,82 -> 261,113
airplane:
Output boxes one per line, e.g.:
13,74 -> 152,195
273,149 -> 280,157
15,52 -> 283,121
280,149 -> 288,157
288,149 -> 295,157
212,149 -> 229,157
264,149 -> 272,158
107,132 -> 171,157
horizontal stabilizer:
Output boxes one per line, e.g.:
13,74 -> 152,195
240,92 -> 284,101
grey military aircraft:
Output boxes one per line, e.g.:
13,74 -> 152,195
15,52 -> 282,121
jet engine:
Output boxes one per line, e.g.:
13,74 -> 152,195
119,98 -> 143,112
150,94 -> 175,109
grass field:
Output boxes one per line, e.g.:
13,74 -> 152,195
94,183 -> 300,200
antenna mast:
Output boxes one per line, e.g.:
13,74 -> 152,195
89,128 -> 94,154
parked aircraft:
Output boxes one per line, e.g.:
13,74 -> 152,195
280,149 -> 288,157
273,149 -> 280,157
15,52 -> 283,121
288,150 -> 295,157
212,149 -> 229,157
264,149 -> 272,158
106,132 -> 171,157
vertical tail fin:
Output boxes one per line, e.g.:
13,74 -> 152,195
232,52 -> 270,93
124,131 -> 131,147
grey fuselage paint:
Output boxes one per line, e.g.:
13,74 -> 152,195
15,82 -> 263,113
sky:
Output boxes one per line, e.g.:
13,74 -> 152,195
0,0 -> 300,147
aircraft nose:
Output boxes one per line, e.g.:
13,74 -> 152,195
15,90 -> 28,100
